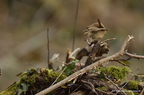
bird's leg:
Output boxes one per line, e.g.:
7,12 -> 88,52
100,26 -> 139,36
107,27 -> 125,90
85,39 -> 91,46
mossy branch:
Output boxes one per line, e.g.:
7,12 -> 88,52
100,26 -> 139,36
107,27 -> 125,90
36,35 -> 134,95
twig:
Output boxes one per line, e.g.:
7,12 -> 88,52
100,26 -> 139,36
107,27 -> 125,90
126,52 -> 144,59
0,69 -> 1,76
112,60 -> 130,67
47,29 -> 50,69
110,56 -> 132,66
82,79 -> 111,95
100,38 -> 116,43
35,35 -> 134,95
71,84 -> 82,93
120,35 -> 134,52
50,66 -> 67,86
140,87 -> 144,95
105,76 -> 127,95
115,68 -> 139,95
85,39 -> 91,46
72,0 -> 80,51
69,48 -> 81,59
81,80 -> 98,95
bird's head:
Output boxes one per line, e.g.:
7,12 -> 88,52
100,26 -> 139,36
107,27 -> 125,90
83,18 -> 108,35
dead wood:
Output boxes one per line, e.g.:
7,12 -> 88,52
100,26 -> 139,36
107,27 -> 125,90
35,35 -> 134,95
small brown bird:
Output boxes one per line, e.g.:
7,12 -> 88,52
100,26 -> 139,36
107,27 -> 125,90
84,19 -> 108,42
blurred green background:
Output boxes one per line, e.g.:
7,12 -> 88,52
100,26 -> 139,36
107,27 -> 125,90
1,0 -> 144,91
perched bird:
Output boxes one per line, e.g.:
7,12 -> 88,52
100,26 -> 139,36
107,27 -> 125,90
84,19 -> 108,42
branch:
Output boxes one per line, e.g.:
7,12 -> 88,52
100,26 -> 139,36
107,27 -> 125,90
100,38 -> 116,43
35,35 -> 134,95
120,35 -> 134,52
126,52 -> 144,59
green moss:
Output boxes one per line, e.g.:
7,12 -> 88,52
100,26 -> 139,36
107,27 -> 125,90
0,82 -> 18,95
47,69 -> 58,78
29,74 -> 36,84
97,86 -> 108,91
46,69 -> 67,82
21,74 -> 28,81
100,66 -> 131,81
0,68 -> 67,95
20,74 -> 37,84
123,89 -> 135,95
127,80 -> 139,90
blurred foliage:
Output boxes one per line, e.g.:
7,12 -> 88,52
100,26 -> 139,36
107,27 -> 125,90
1,0 -> 144,92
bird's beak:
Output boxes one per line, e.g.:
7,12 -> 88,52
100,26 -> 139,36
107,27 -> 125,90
84,31 -> 88,35
83,29 -> 88,35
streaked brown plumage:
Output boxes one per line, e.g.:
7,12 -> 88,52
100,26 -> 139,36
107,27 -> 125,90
84,19 -> 108,41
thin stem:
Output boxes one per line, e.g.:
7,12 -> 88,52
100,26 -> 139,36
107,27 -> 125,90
47,29 -> 50,68
72,0 -> 80,51
50,67 -> 67,86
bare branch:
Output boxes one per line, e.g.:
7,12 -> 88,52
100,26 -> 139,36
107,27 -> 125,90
120,35 -> 134,52
100,38 -> 116,43
126,52 -> 144,59
35,35 -> 134,95
69,48 -> 81,59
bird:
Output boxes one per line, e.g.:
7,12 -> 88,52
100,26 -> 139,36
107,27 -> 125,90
83,19 -> 108,42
